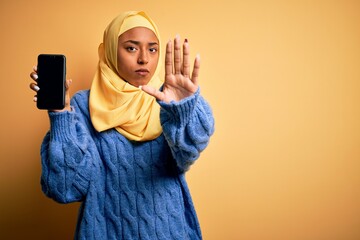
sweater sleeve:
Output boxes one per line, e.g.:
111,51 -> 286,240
158,88 -> 215,173
40,92 -> 100,204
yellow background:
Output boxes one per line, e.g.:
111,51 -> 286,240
1,0 -> 359,239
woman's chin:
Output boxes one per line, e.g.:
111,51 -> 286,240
127,78 -> 151,87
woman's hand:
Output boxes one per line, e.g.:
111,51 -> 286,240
29,66 -> 72,112
141,35 -> 200,103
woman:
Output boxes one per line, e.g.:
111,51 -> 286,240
29,11 -> 214,240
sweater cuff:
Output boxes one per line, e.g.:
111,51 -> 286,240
48,110 -> 75,142
158,88 -> 200,126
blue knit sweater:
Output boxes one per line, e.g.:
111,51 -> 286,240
40,89 -> 214,239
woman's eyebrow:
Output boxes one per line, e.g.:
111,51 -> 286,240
123,40 -> 158,46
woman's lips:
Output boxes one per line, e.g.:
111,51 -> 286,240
135,69 -> 149,76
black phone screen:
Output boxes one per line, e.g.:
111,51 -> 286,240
36,54 -> 66,110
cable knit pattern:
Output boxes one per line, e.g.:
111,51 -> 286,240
40,89 -> 214,239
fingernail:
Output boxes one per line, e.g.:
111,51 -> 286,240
185,38 -> 188,43
196,54 -> 201,59
139,85 -> 142,90
34,85 -> 40,91
175,34 -> 180,39
33,74 -> 38,80
33,65 -> 37,71
33,96 -> 37,102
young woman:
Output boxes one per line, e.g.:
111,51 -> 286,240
29,11 -> 214,240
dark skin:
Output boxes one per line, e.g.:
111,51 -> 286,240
116,27 -> 160,87
141,34 -> 200,103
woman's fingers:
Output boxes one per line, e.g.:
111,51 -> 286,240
166,35 -> 192,77
29,66 -> 73,109
30,71 -> 38,82
140,85 -> 164,102
29,82 -> 40,92
30,67 -> 38,103
29,81 -> 39,102
182,39 -> 190,78
173,35 -> 181,75
165,40 -> 173,76
191,54 -> 200,86
30,66 -> 38,81
65,79 -> 72,90
161,36 -> 199,99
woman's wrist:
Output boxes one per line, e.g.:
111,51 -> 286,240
49,105 -> 72,113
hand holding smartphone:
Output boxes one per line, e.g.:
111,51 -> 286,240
36,54 -> 66,110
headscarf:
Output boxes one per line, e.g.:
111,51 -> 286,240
89,11 -> 163,141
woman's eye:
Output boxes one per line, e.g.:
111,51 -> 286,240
149,48 -> 158,53
126,47 -> 137,52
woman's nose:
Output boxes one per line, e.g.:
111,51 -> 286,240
137,50 -> 149,65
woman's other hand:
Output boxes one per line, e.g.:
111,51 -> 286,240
29,66 -> 72,112
141,35 -> 200,103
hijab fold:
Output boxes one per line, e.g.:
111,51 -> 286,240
89,11 -> 163,141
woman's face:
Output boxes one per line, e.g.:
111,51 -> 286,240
117,27 -> 159,87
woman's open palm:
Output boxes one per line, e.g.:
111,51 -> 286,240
141,35 -> 200,103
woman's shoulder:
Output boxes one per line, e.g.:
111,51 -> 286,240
71,90 -> 90,106
73,89 -> 90,100
70,89 -> 91,115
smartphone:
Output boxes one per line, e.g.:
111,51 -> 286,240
36,54 -> 66,110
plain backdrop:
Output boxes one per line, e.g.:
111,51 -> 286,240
0,0 -> 359,239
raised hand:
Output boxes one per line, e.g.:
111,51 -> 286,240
29,66 -> 72,112
141,35 -> 200,103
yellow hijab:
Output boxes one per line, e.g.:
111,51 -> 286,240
89,11 -> 163,141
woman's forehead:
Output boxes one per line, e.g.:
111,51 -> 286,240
119,27 -> 158,42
